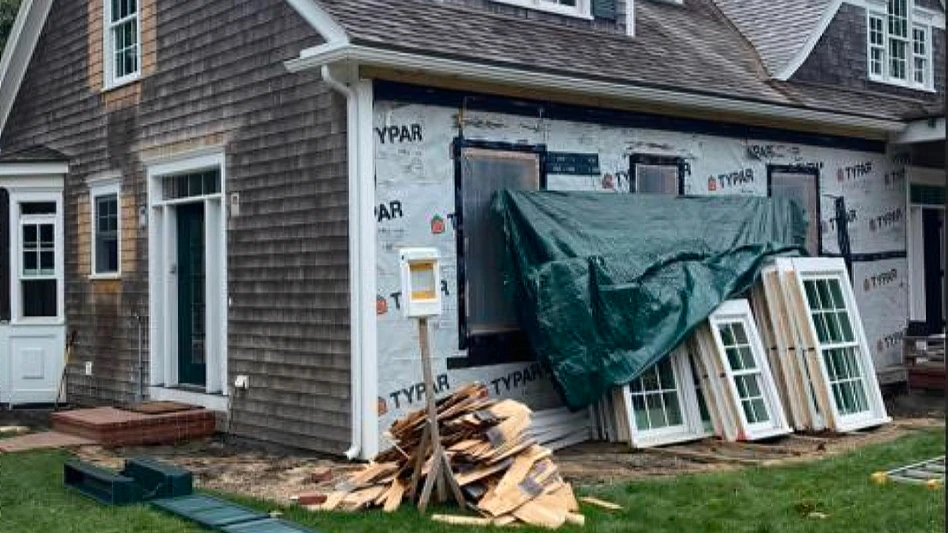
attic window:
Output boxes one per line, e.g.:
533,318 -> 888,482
104,0 -> 141,88
492,0 -> 592,18
867,0 -> 934,90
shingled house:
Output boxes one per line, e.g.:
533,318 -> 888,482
0,0 -> 943,458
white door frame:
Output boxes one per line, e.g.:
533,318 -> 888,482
146,150 -> 228,403
905,166 -> 945,323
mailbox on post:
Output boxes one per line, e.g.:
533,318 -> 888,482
398,248 -> 442,318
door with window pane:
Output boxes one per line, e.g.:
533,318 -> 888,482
1,193 -> 65,405
801,277 -> 874,422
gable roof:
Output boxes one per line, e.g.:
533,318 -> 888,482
307,0 -> 933,125
711,0 -> 832,78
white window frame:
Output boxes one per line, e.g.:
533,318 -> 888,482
10,192 -> 64,325
706,299 -> 791,441
783,257 -> 890,432
622,346 -> 710,448
492,0 -> 592,19
866,0 -> 935,90
146,150 -> 228,400
103,0 -> 142,89
89,179 -> 121,279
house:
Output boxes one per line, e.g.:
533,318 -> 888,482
0,0 -> 943,459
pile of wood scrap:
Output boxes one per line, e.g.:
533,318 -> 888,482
318,383 -> 585,528
593,257 -> 890,449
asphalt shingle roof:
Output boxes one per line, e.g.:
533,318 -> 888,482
712,0 -> 831,77
316,0 -> 939,122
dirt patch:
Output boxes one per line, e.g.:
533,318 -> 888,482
19,414 -> 941,503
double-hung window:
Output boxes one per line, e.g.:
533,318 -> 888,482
104,0 -> 141,88
493,0 -> 590,18
867,0 -> 933,89
18,200 -> 61,319
90,180 -> 121,277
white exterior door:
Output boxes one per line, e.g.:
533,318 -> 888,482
0,173 -> 66,406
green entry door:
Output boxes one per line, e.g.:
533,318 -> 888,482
177,203 -> 206,387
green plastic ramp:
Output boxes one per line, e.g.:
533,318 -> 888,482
151,494 -> 268,528
221,518 -> 321,533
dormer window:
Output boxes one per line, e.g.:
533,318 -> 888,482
867,0 -> 934,90
493,0 -> 591,18
104,0 -> 141,88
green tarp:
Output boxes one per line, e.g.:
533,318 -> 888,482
493,191 -> 807,409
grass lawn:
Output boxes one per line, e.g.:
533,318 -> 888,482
0,429 -> 943,533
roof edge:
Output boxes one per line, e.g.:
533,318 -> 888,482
282,0 -> 349,44
0,0 -> 54,148
286,43 -> 907,136
774,0 -> 844,82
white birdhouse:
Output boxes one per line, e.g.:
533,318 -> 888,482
399,248 -> 442,318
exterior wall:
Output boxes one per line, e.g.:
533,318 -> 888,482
792,3 -> 946,101
1,0 -> 351,454
372,86 -> 912,444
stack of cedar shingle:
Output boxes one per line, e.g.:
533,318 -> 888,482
317,383 -> 584,528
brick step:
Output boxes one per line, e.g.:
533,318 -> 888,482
51,407 -> 217,447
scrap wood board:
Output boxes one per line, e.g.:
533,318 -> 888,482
318,384 -> 584,529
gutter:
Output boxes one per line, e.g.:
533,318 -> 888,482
320,65 -> 364,461
320,64 -> 379,462
287,44 -> 907,136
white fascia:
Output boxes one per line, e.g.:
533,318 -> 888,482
282,0 -> 349,44
0,0 -> 54,147
891,117 -> 945,144
287,44 -> 906,135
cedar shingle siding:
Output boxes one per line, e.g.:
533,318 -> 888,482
0,0 -> 351,454
791,3 -> 947,101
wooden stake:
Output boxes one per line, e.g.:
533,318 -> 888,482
413,317 -> 466,513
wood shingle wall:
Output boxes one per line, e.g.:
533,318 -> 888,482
1,0 -> 352,454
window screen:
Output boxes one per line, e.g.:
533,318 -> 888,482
460,147 -> 540,337
770,169 -> 820,256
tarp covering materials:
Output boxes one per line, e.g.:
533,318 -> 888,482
493,191 -> 807,409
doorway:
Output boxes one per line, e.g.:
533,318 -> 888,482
176,203 -> 206,387
922,209 -> 944,333
147,152 -> 227,400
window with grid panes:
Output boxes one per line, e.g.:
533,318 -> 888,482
628,358 -> 684,431
20,202 -> 58,318
801,278 -> 871,416
867,0 -> 933,89
105,0 -> 140,87
716,321 -> 771,425
94,194 -> 119,275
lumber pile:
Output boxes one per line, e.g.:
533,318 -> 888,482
593,257 -> 890,449
318,383 -> 584,528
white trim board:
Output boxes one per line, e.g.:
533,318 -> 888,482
287,44 -> 906,136
0,0 -> 54,145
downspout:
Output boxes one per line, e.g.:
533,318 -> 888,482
321,65 -> 364,461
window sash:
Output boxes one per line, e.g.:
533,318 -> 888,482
868,2 -> 931,88
93,193 -> 120,275
105,0 -> 140,85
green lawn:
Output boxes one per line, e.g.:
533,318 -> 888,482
0,429 -> 944,533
